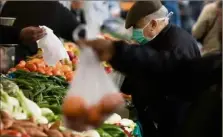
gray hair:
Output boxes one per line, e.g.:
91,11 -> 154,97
143,6 -> 168,23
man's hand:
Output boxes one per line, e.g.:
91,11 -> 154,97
20,26 -> 46,44
76,39 -> 114,61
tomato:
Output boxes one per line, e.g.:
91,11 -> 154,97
45,67 -> 53,72
25,63 -> 37,72
8,68 -> 17,73
55,62 -> 62,68
35,61 -> 46,69
19,67 -> 30,72
0,130 -> 22,137
61,65 -> 72,73
37,68 -> 45,74
65,71 -> 74,81
52,69 -> 62,76
45,70 -> 53,76
19,60 -> 26,67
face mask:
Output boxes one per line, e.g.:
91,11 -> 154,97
132,12 -> 173,45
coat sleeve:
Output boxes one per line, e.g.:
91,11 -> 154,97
0,25 -> 21,44
57,2 -> 81,41
192,4 -> 211,39
109,41 -> 179,75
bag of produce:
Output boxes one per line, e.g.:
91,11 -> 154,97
37,26 -> 69,66
62,47 -> 124,131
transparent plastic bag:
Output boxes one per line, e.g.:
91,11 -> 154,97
37,26 -> 69,66
63,47 -> 124,131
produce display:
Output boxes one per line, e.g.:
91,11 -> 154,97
0,32 -> 140,137
5,70 -> 68,114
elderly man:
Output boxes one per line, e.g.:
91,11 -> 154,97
79,1 -> 201,137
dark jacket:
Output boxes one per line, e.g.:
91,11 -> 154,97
110,24 -> 201,137
0,1 -> 80,63
0,25 -> 21,44
177,53 -> 222,137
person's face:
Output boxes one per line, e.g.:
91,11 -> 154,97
137,18 -> 167,38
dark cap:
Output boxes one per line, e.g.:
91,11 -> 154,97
125,1 -> 162,29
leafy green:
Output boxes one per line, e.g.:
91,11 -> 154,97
97,124 -> 127,137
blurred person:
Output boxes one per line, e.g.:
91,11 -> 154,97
192,0 -> 222,55
78,1 -> 201,137
162,1 -> 181,27
178,1 -> 194,33
0,25 -> 45,44
70,1 -> 86,39
189,1 -> 204,21
0,1 -> 84,63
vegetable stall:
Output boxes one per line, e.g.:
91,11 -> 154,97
0,34 -> 141,137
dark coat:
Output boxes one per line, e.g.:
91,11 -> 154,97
0,1 -> 80,63
110,24 -> 201,137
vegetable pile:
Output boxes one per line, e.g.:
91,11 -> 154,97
0,111 -> 83,137
10,58 -> 74,82
0,76 -> 58,123
6,70 -> 69,114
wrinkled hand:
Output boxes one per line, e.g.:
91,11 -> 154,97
76,39 -> 114,61
20,26 -> 46,44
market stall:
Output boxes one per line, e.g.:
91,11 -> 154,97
0,32 -> 142,137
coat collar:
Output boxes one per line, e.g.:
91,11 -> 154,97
145,23 -> 172,50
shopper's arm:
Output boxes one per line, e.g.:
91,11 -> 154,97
109,41 -> 179,75
192,4 -> 211,39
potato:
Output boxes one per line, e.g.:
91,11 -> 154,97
0,111 -> 12,120
25,127 -> 47,137
2,119 -> 13,129
62,130 -> 72,137
0,121 -> 4,130
14,121 -> 37,128
50,120 -> 61,130
9,125 -> 26,134
46,129 -> 63,137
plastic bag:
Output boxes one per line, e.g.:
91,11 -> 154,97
63,47 -> 124,131
37,26 -> 69,66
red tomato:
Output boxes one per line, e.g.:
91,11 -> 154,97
37,68 -> 46,74
25,63 -> 37,72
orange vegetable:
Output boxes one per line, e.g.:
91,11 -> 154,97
8,68 -> 17,73
45,70 -> 53,76
19,61 -> 26,67
61,65 -> 72,73
25,63 -> 37,72
56,62 -> 62,68
65,71 -> 73,81
99,93 -> 124,114
62,96 -> 87,117
35,61 -> 45,69
52,69 -> 62,76
87,105 -> 102,127
37,68 -> 45,74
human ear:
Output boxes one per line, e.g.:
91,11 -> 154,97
150,20 -> 158,30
